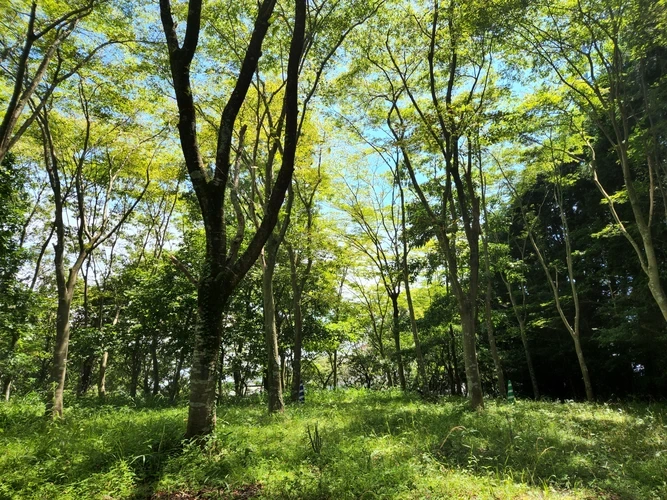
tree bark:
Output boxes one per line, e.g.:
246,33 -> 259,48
503,275 -> 540,400
160,0 -> 305,439
262,238 -> 284,413
98,351 -> 108,399
289,289 -> 304,401
449,324 -> 462,396
396,162 -> 427,392
77,355 -> 95,396
185,260 -> 228,438
151,331 -> 160,396
3,377 -> 11,402
333,350 -> 338,390
390,294 -> 407,391
48,285 -> 75,417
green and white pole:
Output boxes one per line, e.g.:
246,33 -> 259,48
507,380 -> 515,403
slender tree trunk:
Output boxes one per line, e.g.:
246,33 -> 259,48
290,287 -> 304,401
333,350 -> 338,390
483,281 -> 506,397
573,333 -> 594,402
518,319 -> 539,400
47,286 -> 74,417
130,338 -> 141,398
98,351 -> 108,399
445,346 -> 455,395
390,295 -> 407,391
3,377 -> 11,402
262,240 -> 284,413
397,163 -> 427,391
449,324 -> 462,396
143,357 -> 150,398
503,273 -> 540,400
77,355 -> 95,396
151,331 -> 159,396
169,349 -> 185,403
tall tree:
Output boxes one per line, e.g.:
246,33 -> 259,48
159,0 -> 306,438
517,0 -> 667,321
36,84 -> 151,417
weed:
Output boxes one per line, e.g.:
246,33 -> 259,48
0,389 -> 665,499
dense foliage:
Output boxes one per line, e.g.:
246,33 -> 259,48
0,0 -> 666,496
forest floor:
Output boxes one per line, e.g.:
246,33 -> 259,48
0,389 -> 665,499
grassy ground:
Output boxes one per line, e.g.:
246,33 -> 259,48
0,390 -> 665,499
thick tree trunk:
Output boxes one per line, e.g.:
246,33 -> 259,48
460,302 -> 483,408
390,295 -> 406,391
185,263 -> 228,439
98,351 -> 108,399
262,242 -> 284,413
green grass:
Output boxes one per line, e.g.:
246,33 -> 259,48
1,390 -> 666,499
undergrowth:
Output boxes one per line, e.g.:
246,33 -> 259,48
0,389 -> 665,499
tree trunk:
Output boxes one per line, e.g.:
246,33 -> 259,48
504,274 -> 540,400
262,240 -> 284,413
397,162 -> 427,392
449,324 -> 462,396
3,377 -> 11,402
47,286 -> 74,418
483,282 -> 506,397
1,330 -> 20,402
573,333 -> 594,402
98,351 -> 108,399
403,276 -> 427,392
290,286 -> 304,402
77,355 -> 95,397
143,357 -> 150,398
460,302 -> 483,408
280,350 -> 286,395
185,261 -> 228,439
445,346 -> 455,395
390,295 -> 407,391
169,349 -> 185,403
151,331 -> 159,396
333,350 -> 338,390
518,319 -> 539,400
130,339 -> 141,398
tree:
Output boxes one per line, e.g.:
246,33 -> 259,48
499,134 -> 595,401
516,0 -> 667,321
340,166 -> 408,390
36,81 -> 152,417
159,0 -> 306,438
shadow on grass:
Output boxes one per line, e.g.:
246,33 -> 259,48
1,390 -> 666,499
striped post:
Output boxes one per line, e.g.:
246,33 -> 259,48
299,382 -> 305,403
507,380 -> 515,403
